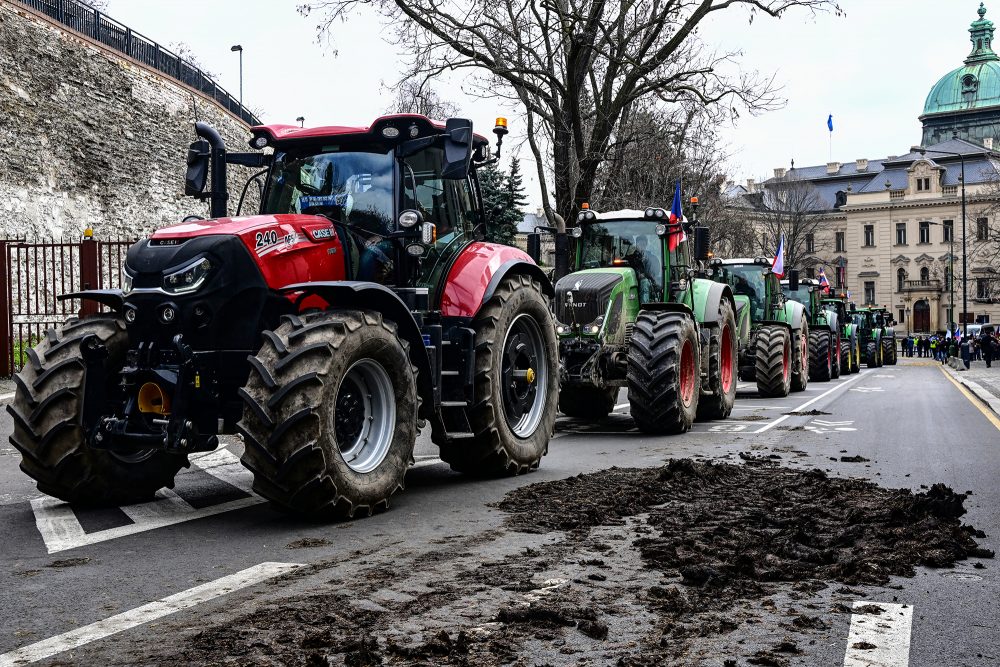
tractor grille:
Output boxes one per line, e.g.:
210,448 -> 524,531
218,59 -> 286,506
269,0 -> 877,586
554,272 -> 623,325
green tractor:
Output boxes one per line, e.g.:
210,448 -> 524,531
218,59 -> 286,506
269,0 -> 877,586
705,258 -> 809,398
852,305 -> 886,368
550,206 -> 737,433
821,292 -> 862,375
781,275 -> 841,382
872,306 -> 898,365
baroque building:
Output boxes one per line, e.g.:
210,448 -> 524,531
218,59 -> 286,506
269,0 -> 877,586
733,3 -> 1000,334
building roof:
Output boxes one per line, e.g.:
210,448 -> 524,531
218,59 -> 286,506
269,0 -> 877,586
923,4 -> 1000,116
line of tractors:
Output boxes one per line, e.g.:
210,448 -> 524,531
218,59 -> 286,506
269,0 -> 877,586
7,113 -> 895,522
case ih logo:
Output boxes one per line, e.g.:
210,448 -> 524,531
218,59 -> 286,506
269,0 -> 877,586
310,228 -> 335,240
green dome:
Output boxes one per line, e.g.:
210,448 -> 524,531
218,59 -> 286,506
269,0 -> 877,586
923,3 -> 1000,116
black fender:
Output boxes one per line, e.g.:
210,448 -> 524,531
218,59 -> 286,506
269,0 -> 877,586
758,319 -> 793,334
56,289 -> 124,313
280,281 -> 433,420
482,259 -> 555,307
641,302 -> 695,317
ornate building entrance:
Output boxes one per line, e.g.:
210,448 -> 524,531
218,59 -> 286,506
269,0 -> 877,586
913,299 -> 931,332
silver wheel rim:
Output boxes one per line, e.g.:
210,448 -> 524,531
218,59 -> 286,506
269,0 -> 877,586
500,313 -> 548,438
334,359 -> 396,474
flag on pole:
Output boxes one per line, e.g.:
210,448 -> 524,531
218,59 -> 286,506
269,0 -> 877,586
818,267 -> 831,292
668,181 -> 686,252
827,115 -> 834,132
771,234 -> 785,278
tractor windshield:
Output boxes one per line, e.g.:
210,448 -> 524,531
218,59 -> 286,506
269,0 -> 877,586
578,220 -> 666,301
783,287 -> 813,308
719,264 -> 768,321
263,148 -> 395,237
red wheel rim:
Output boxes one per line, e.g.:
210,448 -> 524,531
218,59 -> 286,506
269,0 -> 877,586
680,339 -> 696,406
835,336 -> 841,367
782,338 -> 791,381
720,324 -> 734,393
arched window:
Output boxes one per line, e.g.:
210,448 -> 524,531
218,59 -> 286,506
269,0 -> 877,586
920,266 -> 930,283
897,268 -> 906,292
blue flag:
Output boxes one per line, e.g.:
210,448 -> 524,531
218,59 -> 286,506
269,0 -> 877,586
827,114 -> 834,132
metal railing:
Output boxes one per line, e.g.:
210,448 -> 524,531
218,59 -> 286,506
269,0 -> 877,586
14,0 -> 261,126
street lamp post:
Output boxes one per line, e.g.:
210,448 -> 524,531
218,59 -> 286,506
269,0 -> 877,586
296,116 -> 305,128
912,144 -> 966,335
231,45 -> 243,110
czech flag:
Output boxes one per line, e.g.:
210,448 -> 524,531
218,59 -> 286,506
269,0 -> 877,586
668,181 -> 686,252
818,267 -> 831,293
771,234 -> 785,278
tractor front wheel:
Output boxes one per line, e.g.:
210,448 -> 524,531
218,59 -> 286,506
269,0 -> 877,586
627,311 -> 701,434
755,325 -> 792,398
808,330 -> 832,382
831,333 -> 842,379
238,311 -> 417,519
441,274 -> 557,476
791,323 -> 809,392
559,386 -> 617,421
7,316 -> 186,505
696,299 -> 737,421
866,341 -> 880,368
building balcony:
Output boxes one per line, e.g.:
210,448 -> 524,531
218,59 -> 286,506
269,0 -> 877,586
901,279 -> 943,292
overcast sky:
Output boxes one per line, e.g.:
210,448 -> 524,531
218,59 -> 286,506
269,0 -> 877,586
103,0 -> 986,206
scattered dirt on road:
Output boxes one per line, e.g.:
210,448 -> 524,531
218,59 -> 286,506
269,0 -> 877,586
286,537 -> 332,550
784,409 -> 831,416
840,455 -> 871,463
118,460 -> 993,666
46,557 -> 91,568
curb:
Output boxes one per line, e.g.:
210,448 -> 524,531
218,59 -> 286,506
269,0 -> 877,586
943,364 -> 1000,417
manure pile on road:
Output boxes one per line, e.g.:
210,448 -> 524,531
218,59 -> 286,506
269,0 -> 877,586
126,460 -> 992,667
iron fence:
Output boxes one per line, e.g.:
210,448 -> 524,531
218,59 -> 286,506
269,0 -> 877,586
14,0 -> 261,126
1,238 -> 135,376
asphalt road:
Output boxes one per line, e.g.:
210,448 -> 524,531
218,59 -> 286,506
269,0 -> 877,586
0,358 -> 997,665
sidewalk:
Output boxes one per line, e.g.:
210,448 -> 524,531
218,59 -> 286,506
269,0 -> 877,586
0,377 -> 14,402
943,358 -> 1000,417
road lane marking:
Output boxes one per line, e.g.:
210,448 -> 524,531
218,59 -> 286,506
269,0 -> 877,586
614,403 -> 630,411
755,371 -> 868,434
0,562 -> 303,666
939,367 -> 1000,431
843,601 -> 913,667
32,449 -> 264,554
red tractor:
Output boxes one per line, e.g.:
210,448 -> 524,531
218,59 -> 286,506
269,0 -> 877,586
8,115 -> 558,518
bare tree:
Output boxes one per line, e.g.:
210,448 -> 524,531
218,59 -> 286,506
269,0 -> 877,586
753,174 -> 828,272
299,0 -> 841,229
168,41 -> 220,80
386,80 -> 460,119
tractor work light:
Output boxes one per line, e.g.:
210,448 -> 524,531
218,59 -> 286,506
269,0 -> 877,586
556,324 -> 566,334
163,257 -> 212,294
398,210 -> 421,228
406,243 -> 425,257
409,125 -> 420,138
249,135 -> 269,149
381,126 -> 401,139
644,208 -> 667,219
571,226 -> 584,238
124,307 -> 137,323
590,325 -> 600,334
577,210 -> 597,223
655,224 -> 667,236
422,222 -> 436,245
160,305 -> 177,324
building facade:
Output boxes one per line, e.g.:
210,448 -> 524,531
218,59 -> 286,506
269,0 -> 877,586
734,4 -> 1000,334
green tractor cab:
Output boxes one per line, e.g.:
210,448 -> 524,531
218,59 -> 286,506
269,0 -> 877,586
870,306 -> 898,365
705,258 -> 809,398
781,276 -> 842,382
851,305 -> 888,368
552,206 -> 737,433
821,291 -> 862,375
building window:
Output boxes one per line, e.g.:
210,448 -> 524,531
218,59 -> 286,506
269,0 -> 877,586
920,266 -> 930,282
895,223 -> 907,245
805,267 -> 815,279
943,220 -> 953,242
898,308 -> 905,324
864,281 -> 876,305
897,268 -> 906,291
805,233 -> 815,253
863,225 -> 875,247
978,278 -> 992,300
835,231 -> 845,252
916,177 -> 931,191
919,221 -> 930,244
977,218 -> 989,241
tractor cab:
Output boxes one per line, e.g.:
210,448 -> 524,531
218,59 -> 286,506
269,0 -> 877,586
709,258 -> 782,322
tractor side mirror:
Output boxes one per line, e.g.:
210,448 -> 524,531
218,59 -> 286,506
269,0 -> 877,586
526,233 -> 541,264
788,269 -> 800,291
185,138 -> 210,196
693,226 -> 711,261
442,118 -> 474,180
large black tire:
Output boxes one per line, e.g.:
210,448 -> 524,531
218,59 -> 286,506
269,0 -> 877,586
790,323 -> 809,392
696,299 -> 737,421
839,337 -> 853,375
238,311 -> 418,519
755,325 -> 792,398
866,341 -> 880,368
627,311 -> 701,434
883,338 -> 898,365
559,386 -> 617,421
831,333 -> 842,379
809,330 -> 832,382
439,274 -> 557,476
7,316 -> 186,505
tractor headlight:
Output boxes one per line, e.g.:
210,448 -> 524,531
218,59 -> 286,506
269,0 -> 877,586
585,316 -> 604,335
122,270 -> 134,295
571,226 -> 584,238
556,324 -> 566,335
163,257 -> 212,294
398,210 -> 421,228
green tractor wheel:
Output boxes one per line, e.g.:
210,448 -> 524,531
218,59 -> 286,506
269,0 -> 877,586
755,325 -> 792,398
558,386 -> 617,421
697,298 -> 738,421
627,311 -> 701,434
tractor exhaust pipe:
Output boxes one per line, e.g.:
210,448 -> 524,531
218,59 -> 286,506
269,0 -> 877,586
194,122 -> 229,219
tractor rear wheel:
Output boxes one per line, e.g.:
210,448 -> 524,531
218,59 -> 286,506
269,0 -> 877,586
791,323 -> 809,392
559,386 -> 617,421
696,299 -> 737,421
441,274 -> 557,476
755,325 -> 792,398
238,310 -> 417,519
831,333 -> 842,379
7,316 -> 186,505
883,338 -> 897,365
808,330 -> 832,382
627,311 -> 701,434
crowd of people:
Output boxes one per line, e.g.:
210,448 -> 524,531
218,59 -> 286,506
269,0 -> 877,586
900,330 -> 999,369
